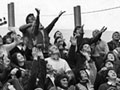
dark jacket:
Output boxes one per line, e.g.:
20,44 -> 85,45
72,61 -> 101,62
34,16 -> 60,54
107,40 -> 120,51
68,31 -> 103,69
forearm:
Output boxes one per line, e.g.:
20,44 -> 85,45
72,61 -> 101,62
90,32 -> 102,44
4,41 -> 17,52
45,17 -> 59,34
19,24 -> 32,33
33,15 -> 40,36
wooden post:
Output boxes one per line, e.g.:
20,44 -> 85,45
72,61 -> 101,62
74,5 -> 81,28
8,2 -> 15,30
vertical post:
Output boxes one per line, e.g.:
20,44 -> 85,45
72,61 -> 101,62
8,2 -> 15,30
74,5 -> 81,28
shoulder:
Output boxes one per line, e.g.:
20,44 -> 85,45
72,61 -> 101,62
59,58 -> 68,63
49,86 -> 57,90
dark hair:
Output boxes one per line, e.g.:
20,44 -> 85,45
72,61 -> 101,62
105,67 -> 116,78
3,35 -> 11,44
112,31 -> 120,39
11,52 -> 19,66
73,26 -> 82,36
54,37 -> 66,47
54,30 -> 61,39
6,31 -> 15,36
103,51 -> 118,63
54,73 -> 69,89
11,52 -> 25,66
26,13 -> 34,24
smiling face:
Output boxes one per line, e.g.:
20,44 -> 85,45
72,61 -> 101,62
16,53 -> 25,63
3,55 -> 10,67
112,32 -> 120,41
107,70 -> 117,79
60,78 -> 68,88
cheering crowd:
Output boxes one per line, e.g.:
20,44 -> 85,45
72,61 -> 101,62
0,8 -> 120,90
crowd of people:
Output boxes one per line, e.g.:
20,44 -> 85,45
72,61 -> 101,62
0,8 -> 120,90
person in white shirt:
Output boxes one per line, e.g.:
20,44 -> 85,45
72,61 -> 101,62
45,45 -> 71,74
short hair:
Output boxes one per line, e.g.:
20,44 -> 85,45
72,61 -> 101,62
54,30 -> 60,39
26,13 -> 34,24
112,31 -> 120,39
54,73 -> 69,87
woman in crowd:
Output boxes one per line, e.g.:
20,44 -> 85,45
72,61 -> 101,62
98,68 -> 120,90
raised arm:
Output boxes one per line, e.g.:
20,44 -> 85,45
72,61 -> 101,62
33,8 -> 40,36
4,33 -> 21,53
45,11 -> 66,34
67,36 -> 77,69
89,26 -> 107,45
19,23 -> 32,33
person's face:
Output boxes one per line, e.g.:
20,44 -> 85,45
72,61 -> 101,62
50,45 -> 60,59
50,45 -> 60,54
6,37 -> 12,44
105,61 -> 114,68
56,38 -> 64,49
28,15 -> 35,23
17,53 -> 25,63
92,30 -> 99,38
112,32 -> 120,41
3,55 -> 10,67
80,70 -> 88,80
82,44 -> 91,52
60,78 -> 68,88
108,70 -> 117,79
55,31 -> 63,39
107,53 -> 115,61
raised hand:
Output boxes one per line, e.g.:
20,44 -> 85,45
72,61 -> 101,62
70,36 -> 77,45
58,11 -> 66,17
100,26 -> 107,33
81,24 -> 84,33
35,8 -> 40,15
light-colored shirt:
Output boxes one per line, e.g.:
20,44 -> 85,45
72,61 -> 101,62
45,57 -> 71,73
